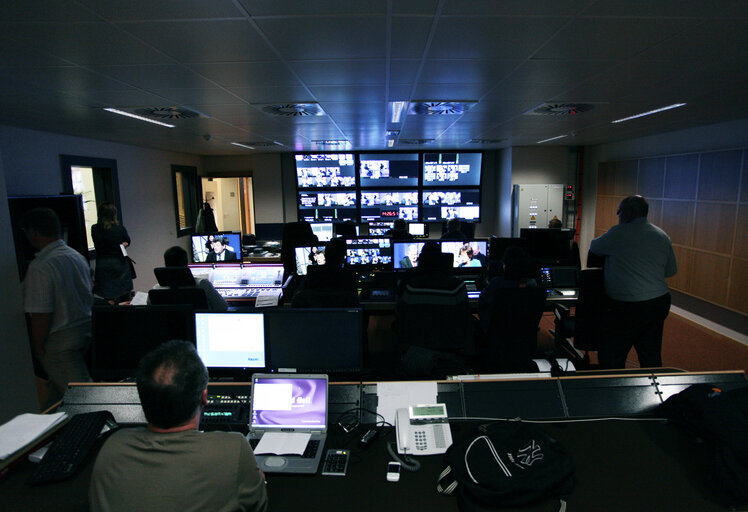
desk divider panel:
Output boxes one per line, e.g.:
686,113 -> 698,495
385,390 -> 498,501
59,384 -> 145,425
461,379 -> 565,420
560,375 -> 662,417
653,371 -> 748,401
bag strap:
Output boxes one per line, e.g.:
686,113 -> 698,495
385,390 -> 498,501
436,464 -> 458,496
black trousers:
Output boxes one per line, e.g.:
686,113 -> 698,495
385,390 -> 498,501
599,293 -> 671,369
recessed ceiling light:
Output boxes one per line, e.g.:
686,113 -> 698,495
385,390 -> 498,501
611,103 -> 686,124
103,108 -> 174,128
536,134 -> 568,144
231,142 -> 255,150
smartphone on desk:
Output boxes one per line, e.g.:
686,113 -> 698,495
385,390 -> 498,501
395,405 -> 452,456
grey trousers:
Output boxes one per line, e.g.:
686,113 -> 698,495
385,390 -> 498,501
41,321 -> 92,410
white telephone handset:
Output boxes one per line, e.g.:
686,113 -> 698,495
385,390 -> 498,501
395,405 -> 452,456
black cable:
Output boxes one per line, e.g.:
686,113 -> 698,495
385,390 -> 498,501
386,442 -> 421,472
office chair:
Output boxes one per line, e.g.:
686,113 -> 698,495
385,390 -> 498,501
478,286 -> 547,373
148,267 -> 209,309
552,268 -> 608,368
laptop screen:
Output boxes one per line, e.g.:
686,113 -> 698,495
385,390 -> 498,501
251,375 -> 328,430
195,312 -> 266,369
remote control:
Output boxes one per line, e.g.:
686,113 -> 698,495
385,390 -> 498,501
321,449 -> 350,476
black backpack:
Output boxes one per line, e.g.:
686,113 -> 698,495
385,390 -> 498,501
437,421 -> 575,511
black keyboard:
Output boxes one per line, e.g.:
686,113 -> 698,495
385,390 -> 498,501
27,411 -> 115,485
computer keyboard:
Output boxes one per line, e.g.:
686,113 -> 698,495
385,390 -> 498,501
27,410 -> 115,485
217,287 -> 279,298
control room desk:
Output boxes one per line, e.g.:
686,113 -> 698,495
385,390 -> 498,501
2,371 -> 745,512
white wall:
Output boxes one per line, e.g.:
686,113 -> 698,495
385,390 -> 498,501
0,125 -> 203,290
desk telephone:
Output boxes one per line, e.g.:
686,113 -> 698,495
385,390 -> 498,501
395,404 -> 452,456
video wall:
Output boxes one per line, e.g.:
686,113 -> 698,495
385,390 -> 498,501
295,152 -> 482,223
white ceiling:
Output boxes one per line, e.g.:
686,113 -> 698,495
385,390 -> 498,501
1,0 -> 746,155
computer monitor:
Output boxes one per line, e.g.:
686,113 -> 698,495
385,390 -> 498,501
295,153 -> 356,189
408,222 -> 428,238
298,191 -> 357,222
392,241 -> 428,270
360,190 -> 419,222
194,312 -> 266,379
520,228 -> 575,265
309,222 -> 334,242
264,308 -> 363,377
345,237 -> 393,269
191,232 -> 242,263
91,305 -> 196,381
488,237 -> 527,260
358,153 -> 419,187
367,221 -> 394,236
294,243 -> 327,276
440,239 -> 488,269
421,189 -> 481,222
422,152 -> 482,186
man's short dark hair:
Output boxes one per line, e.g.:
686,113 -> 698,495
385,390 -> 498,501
324,237 -> 347,266
393,218 -> 407,231
135,340 -> 208,429
619,195 -> 649,223
20,207 -> 62,238
447,218 -> 461,232
164,246 -> 188,267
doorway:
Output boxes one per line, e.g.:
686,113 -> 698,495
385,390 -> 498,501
201,177 -> 255,235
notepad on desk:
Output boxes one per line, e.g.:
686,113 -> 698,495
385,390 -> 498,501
0,412 -> 69,472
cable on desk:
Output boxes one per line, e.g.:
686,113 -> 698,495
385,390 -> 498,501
447,416 -> 668,425
386,442 -> 421,472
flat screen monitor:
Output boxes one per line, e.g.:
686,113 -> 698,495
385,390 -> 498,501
309,222 -> 334,242
359,153 -> 419,188
423,152 -> 482,186
264,308 -> 363,377
408,222 -> 428,238
488,237 -> 527,260
295,153 -> 356,189
294,243 -> 327,276
392,241 -> 428,270
250,375 -> 327,430
91,305 -> 196,381
367,221 -> 394,236
345,237 -> 393,268
421,189 -> 480,222
192,232 -> 242,263
440,239 -> 488,269
298,191 -> 357,222
195,312 -> 266,379
520,228 -> 575,265
360,190 -> 419,222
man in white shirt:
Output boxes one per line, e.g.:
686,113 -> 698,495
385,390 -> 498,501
21,207 -> 93,409
589,195 -> 677,369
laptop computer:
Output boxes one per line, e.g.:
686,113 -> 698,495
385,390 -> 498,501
247,374 -> 328,474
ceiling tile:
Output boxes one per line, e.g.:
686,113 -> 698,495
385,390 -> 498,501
188,62 -> 299,88
237,0 -> 387,17
291,60 -> 386,85
308,85 -> 385,102
77,0 -> 245,20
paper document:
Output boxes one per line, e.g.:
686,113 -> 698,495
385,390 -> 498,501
130,291 -> 149,306
0,412 -> 68,460
254,289 -> 282,308
376,381 -> 438,425
120,244 -> 128,257
254,432 -> 311,455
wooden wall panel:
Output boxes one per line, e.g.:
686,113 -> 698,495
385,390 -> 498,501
597,162 -> 616,195
664,154 -> 698,199
614,160 -> 638,196
697,150 -> 742,202
741,154 -> 748,203
689,252 -> 730,306
727,259 -> 748,315
667,245 -> 693,293
661,200 -> 694,246
638,157 -> 665,198
692,202 -> 736,254
595,196 -> 619,232
647,199 -> 662,226
735,204 -> 748,259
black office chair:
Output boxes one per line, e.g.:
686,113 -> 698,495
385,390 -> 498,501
148,266 -> 209,309
394,271 -> 475,378
478,286 -> 547,373
553,268 -> 609,367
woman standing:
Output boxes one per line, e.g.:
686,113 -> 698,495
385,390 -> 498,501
92,203 -> 133,303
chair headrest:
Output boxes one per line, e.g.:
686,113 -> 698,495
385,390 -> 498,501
154,267 -> 196,287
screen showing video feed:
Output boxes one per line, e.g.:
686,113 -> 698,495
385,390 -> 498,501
421,189 -> 480,222
298,191 -> 357,222
392,241 -> 427,270
309,222 -> 334,242
367,221 -> 394,236
423,152 -> 482,186
195,312 -> 265,369
345,238 -> 393,267
295,153 -> 356,189
359,153 -> 419,188
440,239 -> 488,268
360,190 -> 419,222
191,233 -> 242,263
294,244 -> 327,276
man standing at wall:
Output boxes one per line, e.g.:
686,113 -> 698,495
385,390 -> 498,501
589,195 -> 677,369
21,207 -> 93,409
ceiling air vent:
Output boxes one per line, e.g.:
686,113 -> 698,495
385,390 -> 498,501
398,138 -> 435,145
258,103 -> 325,117
525,103 -> 593,116
133,106 -> 204,119
408,101 -> 475,115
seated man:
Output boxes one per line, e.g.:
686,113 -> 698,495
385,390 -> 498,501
155,246 -> 228,312
205,236 -> 238,262
89,340 -> 267,512
292,237 -> 359,307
